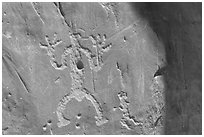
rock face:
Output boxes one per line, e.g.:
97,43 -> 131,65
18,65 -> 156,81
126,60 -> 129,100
131,3 -> 202,134
2,2 -> 201,135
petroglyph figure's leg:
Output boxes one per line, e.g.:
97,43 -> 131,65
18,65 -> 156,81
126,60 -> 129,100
82,88 -> 108,126
56,111 -> 70,128
56,88 -> 108,128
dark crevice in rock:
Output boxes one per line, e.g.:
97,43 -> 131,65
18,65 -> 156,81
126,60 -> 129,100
2,127 -> 9,131
58,2 -> 71,28
53,2 -> 59,8
3,52 -> 31,94
116,61 -> 120,70
76,60 -> 84,70
58,2 -> 65,17
15,70 -> 31,93
153,66 -> 166,77
47,119 -> 52,124
154,115 -> 162,127
130,2 -> 201,135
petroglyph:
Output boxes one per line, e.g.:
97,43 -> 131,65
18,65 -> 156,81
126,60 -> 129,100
3,2 -> 200,135
118,91 -> 143,130
55,29 -> 111,128
39,33 -> 68,70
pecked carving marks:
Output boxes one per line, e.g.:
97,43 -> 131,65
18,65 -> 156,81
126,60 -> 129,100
67,31 -> 113,73
39,3 -> 114,129
38,3 -> 140,130
85,33 -> 112,72
118,90 -> 143,131
56,32 -> 109,128
39,33 -> 69,70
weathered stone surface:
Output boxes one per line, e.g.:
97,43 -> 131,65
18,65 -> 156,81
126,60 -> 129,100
2,2 -> 201,135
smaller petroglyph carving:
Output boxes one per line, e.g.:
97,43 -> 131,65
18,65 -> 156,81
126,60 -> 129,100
118,90 -> 143,130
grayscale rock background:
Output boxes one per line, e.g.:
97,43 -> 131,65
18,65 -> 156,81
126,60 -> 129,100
2,2 -> 202,135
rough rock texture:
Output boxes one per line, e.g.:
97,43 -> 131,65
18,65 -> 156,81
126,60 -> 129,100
2,2 -> 201,135
131,3 -> 202,134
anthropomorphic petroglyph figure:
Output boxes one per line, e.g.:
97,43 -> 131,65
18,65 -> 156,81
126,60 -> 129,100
39,30 -> 112,128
